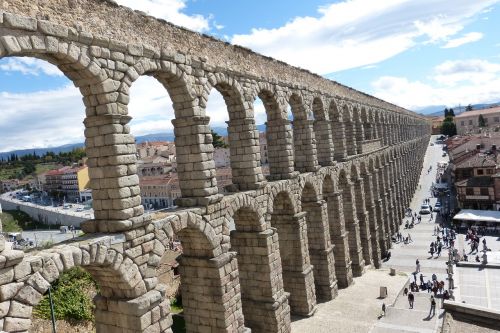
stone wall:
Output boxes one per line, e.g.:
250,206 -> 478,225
0,198 -> 89,227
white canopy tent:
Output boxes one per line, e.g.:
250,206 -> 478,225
453,209 -> 500,224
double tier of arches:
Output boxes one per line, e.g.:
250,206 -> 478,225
0,13 -> 430,333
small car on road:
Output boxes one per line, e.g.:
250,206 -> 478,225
420,204 -> 431,214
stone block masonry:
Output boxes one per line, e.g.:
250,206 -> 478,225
0,2 -> 430,332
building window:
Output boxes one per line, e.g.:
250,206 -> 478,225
480,188 -> 489,196
469,120 -> 473,125
477,169 -> 484,175
487,169 -> 494,175
466,188 -> 474,195
461,121 -> 465,126
495,117 -> 500,123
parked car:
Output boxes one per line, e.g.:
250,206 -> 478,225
420,204 -> 431,214
433,205 -> 441,212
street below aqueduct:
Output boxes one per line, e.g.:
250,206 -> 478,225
292,136 -> 447,333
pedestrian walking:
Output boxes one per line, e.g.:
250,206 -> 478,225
381,303 -> 386,317
408,234 -> 412,243
408,292 -> 415,309
429,296 -> 436,316
415,258 -> 420,272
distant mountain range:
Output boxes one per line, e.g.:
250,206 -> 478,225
0,125 -> 267,160
415,102 -> 500,117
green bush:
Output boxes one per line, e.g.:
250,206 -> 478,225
34,267 -> 98,321
0,210 -> 62,231
0,211 -> 23,232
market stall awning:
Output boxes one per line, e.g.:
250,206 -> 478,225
453,209 -> 500,223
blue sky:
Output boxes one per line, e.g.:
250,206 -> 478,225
1,0 -> 500,151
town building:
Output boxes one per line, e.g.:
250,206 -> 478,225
44,165 -> 90,201
454,106 -> 500,135
136,141 -> 176,160
429,116 -> 444,135
447,135 -> 500,210
137,155 -> 173,177
214,148 -> 230,168
259,131 -> 269,166
0,179 -> 20,193
139,174 -> 181,209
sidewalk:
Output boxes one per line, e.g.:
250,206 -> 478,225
291,268 -> 408,333
372,137 -> 448,333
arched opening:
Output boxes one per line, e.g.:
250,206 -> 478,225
258,89 -> 294,180
374,156 -> 390,256
12,243 -> 153,333
289,93 -> 318,173
153,214 -> 247,333
361,107 -> 371,141
128,75 -> 179,212
253,97 -> 269,176
362,160 -> 382,267
329,100 -> 347,161
0,55 -> 90,219
301,183 -> 337,301
270,191 -> 316,316
374,110 -> 382,143
343,104 -> 358,156
229,205 -> 290,332
351,164 -> 372,267
352,106 -> 364,155
312,97 -> 334,166
204,79 -> 264,192
323,175 -> 352,288
339,169 -> 365,277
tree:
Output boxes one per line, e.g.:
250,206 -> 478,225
211,130 -> 228,148
441,120 -> 457,136
444,108 -> 449,117
449,108 -> 455,117
466,104 -> 473,111
478,114 -> 486,127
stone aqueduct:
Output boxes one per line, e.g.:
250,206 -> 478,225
0,1 -> 431,332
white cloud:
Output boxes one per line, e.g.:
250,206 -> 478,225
0,85 -> 84,152
232,0 -> 499,74
115,0 -> 211,32
442,32 -> 483,48
434,59 -> 500,86
0,58 -> 62,76
371,59 -> 500,110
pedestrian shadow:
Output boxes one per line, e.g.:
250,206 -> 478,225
423,313 -> 435,321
